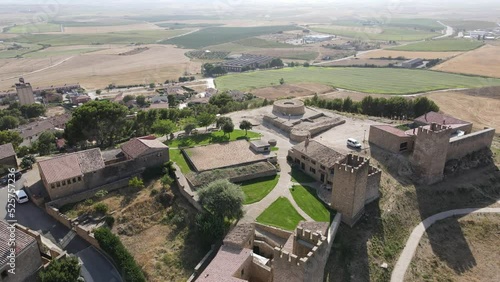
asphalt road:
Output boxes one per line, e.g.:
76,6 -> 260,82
0,173 -> 122,282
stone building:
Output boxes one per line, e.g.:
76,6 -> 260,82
0,143 -> 17,176
15,78 -> 35,106
15,114 -> 71,147
38,136 -> 169,200
0,220 -> 43,282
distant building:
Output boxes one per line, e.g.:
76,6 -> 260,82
303,34 -> 334,43
402,58 -> 423,68
69,94 -> 91,105
0,143 -> 17,176
249,140 -> 270,153
31,83 -> 80,95
15,78 -> 35,105
221,54 -> 274,72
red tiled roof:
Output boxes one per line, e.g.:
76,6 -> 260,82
120,137 -> 167,159
371,125 -> 408,137
38,148 -> 104,184
197,245 -> 251,282
414,111 -> 469,126
0,220 -> 36,266
292,140 -> 345,168
0,143 -> 15,160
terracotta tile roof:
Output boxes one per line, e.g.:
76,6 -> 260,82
0,143 -> 15,160
371,125 -> 409,137
16,114 -> 71,139
0,220 -> 36,266
197,245 -> 251,282
414,111 -> 469,126
292,140 -> 345,168
120,137 -> 167,159
38,148 -> 104,184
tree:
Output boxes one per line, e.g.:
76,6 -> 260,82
19,104 -> 46,118
39,256 -> 81,282
152,119 -> 176,137
0,130 -> 23,149
279,78 -> 285,85
196,112 -> 216,132
136,95 -> 147,107
96,89 -> 102,95
209,92 -> 233,108
270,58 -> 284,68
198,179 -> 244,220
303,62 -> 310,67
20,155 -> 36,170
216,116 -> 232,129
167,94 -> 177,107
36,131 -> 56,155
239,120 -> 252,136
64,100 -> 129,148
128,176 -> 144,189
123,95 -> 134,103
0,115 -> 19,130
413,97 -> 439,117
184,123 -> 196,135
149,82 -> 155,89
16,146 -> 30,158
222,119 -> 234,137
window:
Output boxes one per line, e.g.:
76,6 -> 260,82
311,160 -> 316,165
241,269 -> 244,276
51,184 -> 55,189
62,180 -> 66,186
320,165 -> 326,170
72,178 -> 76,183
309,167 -> 316,174
157,153 -> 162,157
301,155 -> 306,160
78,176 -> 82,182
56,182 -> 61,188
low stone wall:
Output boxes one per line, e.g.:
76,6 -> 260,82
75,225 -> 100,249
230,169 -> 277,183
46,206 -> 72,229
446,128 -> 495,161
255,223 -> 293,240
187,244 -> 218,282
173,164 -> 202,212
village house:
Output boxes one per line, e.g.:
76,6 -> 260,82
15,114 -> 71,147
0,143 -> 17,176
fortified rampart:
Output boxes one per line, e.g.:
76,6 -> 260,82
446,127 -> 495,161
366,166 -> 382,204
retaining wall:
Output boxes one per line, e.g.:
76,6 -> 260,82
446,128 -> 495,161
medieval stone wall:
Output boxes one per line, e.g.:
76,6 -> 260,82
446,128 -> 495,161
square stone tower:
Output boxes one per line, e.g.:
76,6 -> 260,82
410,123 -> 452,185
331,154 -> 370,226
15,78 -> 35,105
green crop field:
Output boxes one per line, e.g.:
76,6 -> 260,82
155,22 -> 221,29
50,19 -> 140,27
215,67 -> 500,94
235,38 -> 296,48
6,23 -> 61,33
309,26 -> 437,41
332,18 -> 443,31
163,25 -> 299,49
8,29 -> 187,46
0,43 -> 44,59
390,39 -> 484,51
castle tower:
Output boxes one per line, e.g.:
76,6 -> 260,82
15,77 -> 35,105
331,154 -> 370,226
410,123 -> 452,185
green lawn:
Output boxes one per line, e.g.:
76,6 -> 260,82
0,43 -> 44,59
238,175 -> 279,204
309,26 -> 437,41
271,147 -> 279,152
167,130 -> 261,148
390,39 -> 484,52
290,167 -> 316,184
256,197 -> 305,230
290,185 -> 331,222
6,23 -> 61,33
169,149 -> 193,174
163,25 -> 298,49
215,67 -> 500,94
9,29 -> 187,46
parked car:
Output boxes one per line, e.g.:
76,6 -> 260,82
347,138 -> 362,149
14,189 -> 29,204
14,171 -> 22,180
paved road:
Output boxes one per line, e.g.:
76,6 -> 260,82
390,204 -> 500,282
0,170 -> 122,282
435,21 -> 454,39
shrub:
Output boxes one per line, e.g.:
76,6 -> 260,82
128,177 -> 144,189
84,199 -> 94,206
105,215 -> 115,228
93,203 -> 108,215
39,256 -> 81,282
95,189 -> 108,198
94,227 -> 146,282
161,175 -> 174,186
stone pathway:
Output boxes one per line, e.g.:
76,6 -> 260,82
390,202 -> 500,282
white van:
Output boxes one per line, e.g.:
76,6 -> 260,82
15,190 -> 29,204
347,138 -> 362,149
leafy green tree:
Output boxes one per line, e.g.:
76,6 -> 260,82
64,101 -> 129,148
128,177 -> 144,189
167,94 -> 177,107
222,119 -> 234,137
303,62 -> 310,67
184,123 -> 196,135
413,97 -> 439,117
342,97 -> 353,112
152,119 -> 176,137
149,82 -> 155,89
195,212 -> 226,246
270,58 -> 284,68
0,116 -> 19,130
216,116 -> 232,129
134,110 -> 158,136
279,78 -> 285,85
123,95 -> 134,103
39,256 -> 81,282
20,104 -> 46,118
196,112 -> 216,132
136,95 -> 147,107
0,130 -> 23,149
36,131 -> 55,156
20,154 -> 36,170
209,92 -> 233,108
198,179 -> 244,220
16,146 -> 30,158
96,89 -> 102,95
239,120 -> 252,136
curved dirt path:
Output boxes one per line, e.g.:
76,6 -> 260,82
391,204 -> 500,282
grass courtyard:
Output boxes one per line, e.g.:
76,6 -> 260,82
256,197 -> 305,230
238,175 -> 279,205
290,167 -> 316,184
169,149 -> 193,174
290,185 -> 331,222
167,129 -> 261,148
215,67 -> 500,94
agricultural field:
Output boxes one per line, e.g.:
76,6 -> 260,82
0,42 -> 45,59
321,58 -> 405,67
390,39 -> 484,51
309,25 -> 438,41
0,44 -> 200,90
155,22 -> 221,29
5,22 -> 61,33
331,18 -> 443,31
60,23 -> 163,34
432,45 -> 500,78
7,29 -> 188,46
426,90 -> 500,130
50,18 -> 141,27
215,67 -> 500,94
22,46 -> 105,58
441,20 -> 498,30
163,25 -> 299,49
358,49 -> 462,60
234,37 -> 296,48
251,83 -> 334,100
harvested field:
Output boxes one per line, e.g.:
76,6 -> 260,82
247,49 -> 318,61
60,23 -> 163,34
0,44 -> 200,90
432,45 -> 500,78
390,39 -> 484,52
426,91 -> 500,130
406,214 -> 500,282
320,58 -> 404,67
358,49 -> 462,59
251,83 -> 334,99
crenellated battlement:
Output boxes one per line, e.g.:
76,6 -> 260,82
295,227 -> 326,245
368,165 -> 381,177
273,247 -> 305,267
334,154 -> 370,174
417,123 -> 452,136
